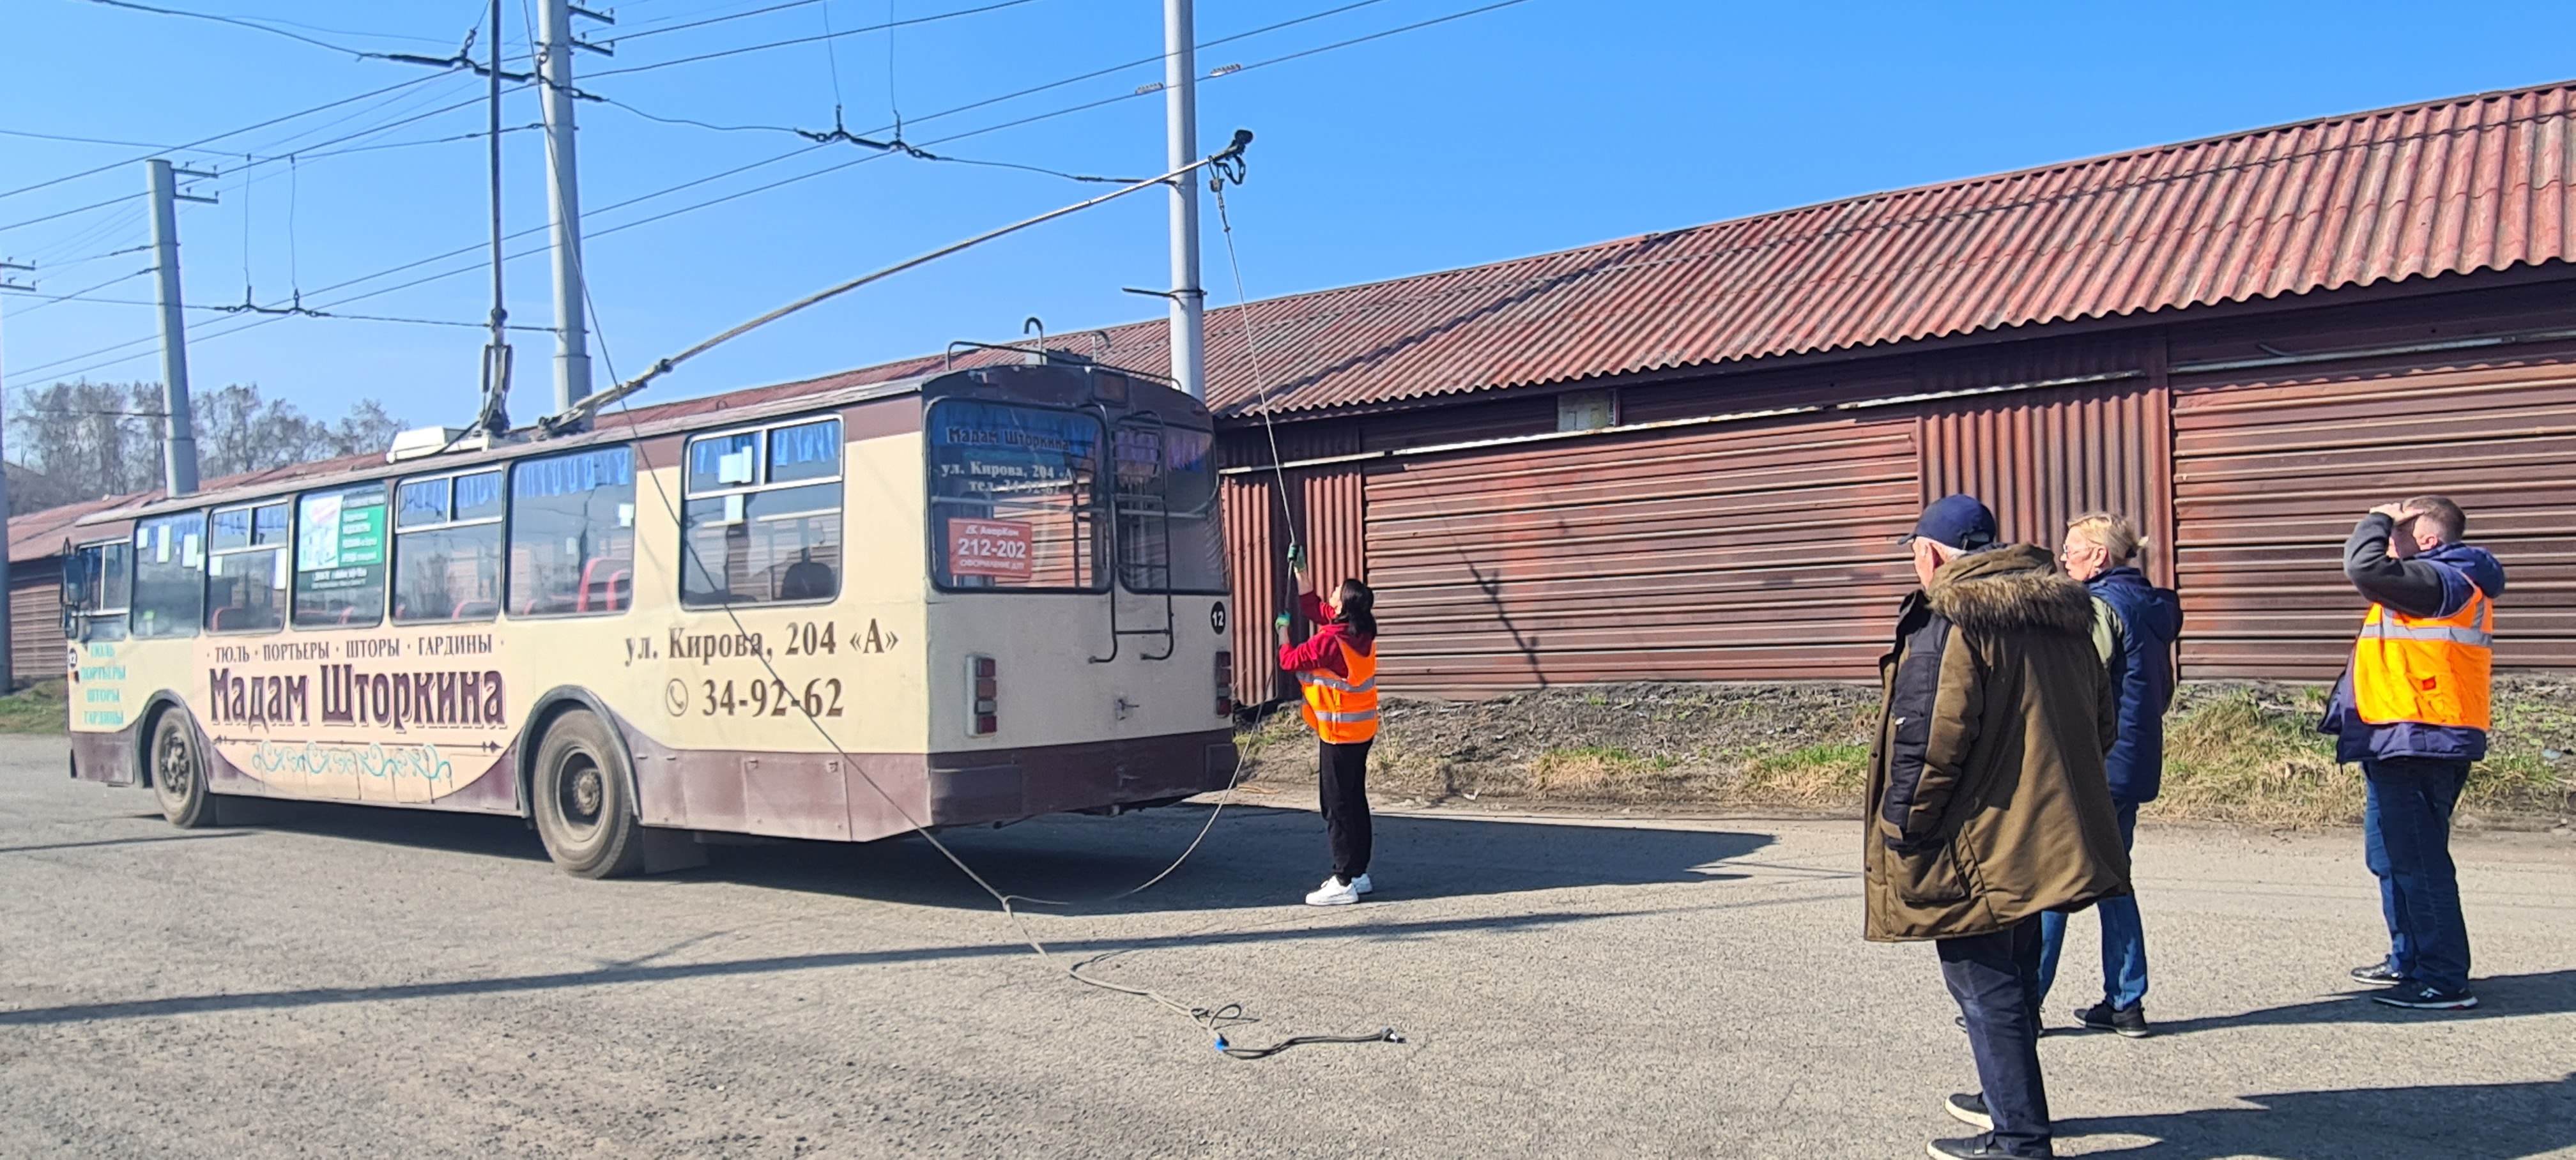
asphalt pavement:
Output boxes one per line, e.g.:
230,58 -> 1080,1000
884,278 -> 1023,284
1,736 -> 2571,1158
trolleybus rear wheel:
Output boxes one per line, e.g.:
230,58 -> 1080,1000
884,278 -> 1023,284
150,710 -> 214,828
532,710 -> 645,878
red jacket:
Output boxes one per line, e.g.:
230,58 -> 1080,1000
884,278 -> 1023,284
1278,592 -> 1375,677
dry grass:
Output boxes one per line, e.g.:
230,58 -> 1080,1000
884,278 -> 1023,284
1233,678 -> 2575,826
0,680 -> 68,734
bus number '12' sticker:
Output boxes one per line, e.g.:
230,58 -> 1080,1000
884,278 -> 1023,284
948,519 -> 1032,581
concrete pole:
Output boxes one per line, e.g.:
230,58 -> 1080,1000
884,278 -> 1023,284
1164,0 -> 1205,401
146,159 -> 199,496
0,288 -> 16,692
539,0 -> 592,421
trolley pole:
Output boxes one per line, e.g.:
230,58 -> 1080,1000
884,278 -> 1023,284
1164,0 -> 1206,401
538,0 -> 611,426
148,159 -> 215,497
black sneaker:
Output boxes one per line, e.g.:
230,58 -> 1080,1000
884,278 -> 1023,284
2370,982 -> 2478,1011
2349,961 -> 2404,988
2074,1000 -> 2150,1038
1945,1092 -> 1993,1131
1928,1134 -> 2044,1159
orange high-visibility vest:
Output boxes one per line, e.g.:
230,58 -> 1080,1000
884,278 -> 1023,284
1298,637 -> 1379,744
2352,586 -> 2494,729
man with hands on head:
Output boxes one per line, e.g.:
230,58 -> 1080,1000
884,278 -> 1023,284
2322,496 -> 2504,1011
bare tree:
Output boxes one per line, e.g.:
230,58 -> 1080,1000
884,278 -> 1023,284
8,381 -> 406,516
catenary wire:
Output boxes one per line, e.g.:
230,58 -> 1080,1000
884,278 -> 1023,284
0,72 -> 450,203
15,0 -> 1538,380
585,0 -> 1044,79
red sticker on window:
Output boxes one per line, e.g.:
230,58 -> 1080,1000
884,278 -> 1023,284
948,519 -> 1033,580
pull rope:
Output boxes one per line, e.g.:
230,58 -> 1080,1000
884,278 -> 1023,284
579,279 -> 1395,1061
1211,179 -> 1302,570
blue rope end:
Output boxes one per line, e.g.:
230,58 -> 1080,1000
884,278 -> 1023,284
1212,1037 -> 1229,1053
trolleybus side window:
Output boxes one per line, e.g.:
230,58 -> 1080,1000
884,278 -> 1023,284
1112,424 -> 1226,595
927,400 -> 1104,591
206,500 -> 291,632
291,483 -> 391,629
63,540 -> 132,643
509,446 -> 636,616
131,512 -> 205,639
681,416 -> 843,606
393,469 -> 504,623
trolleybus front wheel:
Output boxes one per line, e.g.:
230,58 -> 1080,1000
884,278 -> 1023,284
150,710 -> 214,828
532,710 -> 645,878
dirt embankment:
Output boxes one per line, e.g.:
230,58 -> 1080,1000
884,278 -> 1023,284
1235,676 -> 2576,828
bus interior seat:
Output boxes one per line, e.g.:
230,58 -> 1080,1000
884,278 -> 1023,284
778,558 -> 833,601
452,599 -> 499,619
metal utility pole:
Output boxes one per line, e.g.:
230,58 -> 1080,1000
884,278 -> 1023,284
1163,0 -> 1206,401
477,0 -> 514,434
0,257 -> 29,694
538,0 -> 612,427
148,159 -> 216,496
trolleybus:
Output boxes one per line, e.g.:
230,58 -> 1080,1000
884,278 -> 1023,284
59,358 -> 1240,876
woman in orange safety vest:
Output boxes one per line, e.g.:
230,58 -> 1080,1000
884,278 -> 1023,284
1275,556 -> 1380,906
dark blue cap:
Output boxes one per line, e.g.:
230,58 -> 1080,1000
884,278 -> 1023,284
1904,494 -> 1998,551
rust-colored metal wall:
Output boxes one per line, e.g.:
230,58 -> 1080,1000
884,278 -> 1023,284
2172,349 -> 2576,677
1222,423 -> 1366,706
1361,413 -> 1919,696
8,558 -> 63,690
1915,340 -> 2175,581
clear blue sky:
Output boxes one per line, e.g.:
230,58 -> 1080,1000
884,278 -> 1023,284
3,0 -> 2571,432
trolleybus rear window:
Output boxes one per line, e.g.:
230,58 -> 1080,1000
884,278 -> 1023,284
293,484 -> 391,629
927,401 -> 1103,591
682,416 -> 843,606
1112,424 -> 1225,595
509,446 -> 636,616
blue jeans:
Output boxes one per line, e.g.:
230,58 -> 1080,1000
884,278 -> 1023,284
1940,920 -> 2052,1156
2363,758 -> 2472,994
2037,800 -> 2146,1011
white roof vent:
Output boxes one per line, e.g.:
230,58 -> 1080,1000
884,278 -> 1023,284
387,426 -> 486,462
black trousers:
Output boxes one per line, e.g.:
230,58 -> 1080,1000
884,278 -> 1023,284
1938,919 -> 2052,1156
1317,738 -> 1374,882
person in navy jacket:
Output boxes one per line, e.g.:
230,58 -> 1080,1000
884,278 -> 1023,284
2040,512 -> 2180,1038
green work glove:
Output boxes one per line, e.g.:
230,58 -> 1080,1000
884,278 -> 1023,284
1286,543 -> 1307,574
1272,612 -> 1291,633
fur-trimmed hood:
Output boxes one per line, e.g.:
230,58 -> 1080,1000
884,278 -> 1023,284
1925,544 -> 2095,637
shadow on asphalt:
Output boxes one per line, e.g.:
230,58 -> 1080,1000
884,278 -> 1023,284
0,908 -> 1628,1028
2060,1074 -> 2576,1158
176,798 -> 1777,913
2125,970 -> 2576,1036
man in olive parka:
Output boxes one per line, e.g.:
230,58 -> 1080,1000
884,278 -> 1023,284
1867,494 -> 2131,1160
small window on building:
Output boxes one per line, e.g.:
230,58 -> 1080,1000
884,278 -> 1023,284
393,469 -> 504,623
510,446 -> 636,616
682,417 -> 843,606
206,500 -> 291,632
131,512 -> 204,639
1558,390 -> 1616,432
292,483 -> 390,629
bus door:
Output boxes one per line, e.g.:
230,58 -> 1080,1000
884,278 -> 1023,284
1102,414 -> 1179,662
61,538 -> 134,651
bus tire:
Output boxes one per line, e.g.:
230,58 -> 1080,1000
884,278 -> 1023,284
532,710 -> 645,879
149,709 -> 214,828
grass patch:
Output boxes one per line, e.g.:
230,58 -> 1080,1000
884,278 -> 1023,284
0,680 -> 69,734
1527,745 -> 1676,797
1738,742 -> 1869,807
2154,686 -> 2352,827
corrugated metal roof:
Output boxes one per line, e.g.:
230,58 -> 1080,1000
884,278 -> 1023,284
774,81 -> 2576,422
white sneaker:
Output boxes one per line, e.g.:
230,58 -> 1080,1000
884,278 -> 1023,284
1351,873 -> 1375,896
1304,875 -> 1360,906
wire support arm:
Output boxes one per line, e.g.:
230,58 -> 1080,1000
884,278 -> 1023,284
541,128 -> 1254,434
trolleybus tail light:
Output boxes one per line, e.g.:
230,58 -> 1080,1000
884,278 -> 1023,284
1214,651 -> 1234,717
969,655 -> 999,736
